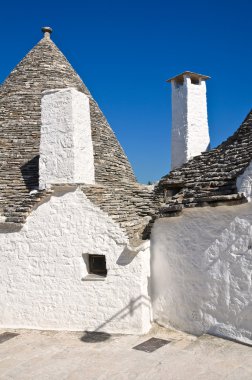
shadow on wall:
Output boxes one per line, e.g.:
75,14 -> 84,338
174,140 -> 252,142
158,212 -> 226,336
142,216 -> 157,241
80,294 -> 151,343
149,234 -> 158,306
20,155 -> 39,191
116,246 -> 136,266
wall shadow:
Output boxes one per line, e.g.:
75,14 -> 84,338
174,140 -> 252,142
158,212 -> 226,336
209,333 -> 252,347
116,246 -> 136,266
81,331 -> 111,343
20,155 -> 39,191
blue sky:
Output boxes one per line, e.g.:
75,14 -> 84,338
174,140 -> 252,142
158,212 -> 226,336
0,0 -> 251,183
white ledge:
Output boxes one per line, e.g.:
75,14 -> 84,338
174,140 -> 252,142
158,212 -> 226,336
82,274 -> 107,281
126,240 -> 150,254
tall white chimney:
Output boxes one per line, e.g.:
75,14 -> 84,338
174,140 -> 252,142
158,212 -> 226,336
39,87 -> 95,189
167,71 -> 210,170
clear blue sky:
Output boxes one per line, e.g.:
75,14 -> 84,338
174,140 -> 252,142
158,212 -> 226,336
1,0 -> 251,183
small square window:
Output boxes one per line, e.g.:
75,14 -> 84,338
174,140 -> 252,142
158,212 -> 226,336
89,254 -> 107,276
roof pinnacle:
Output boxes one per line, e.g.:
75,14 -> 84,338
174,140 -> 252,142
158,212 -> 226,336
41,26 -> 53,39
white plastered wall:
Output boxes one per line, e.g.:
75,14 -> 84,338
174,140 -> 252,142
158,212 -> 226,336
237,161 -> 252,201
171,80 -> 188,169
151,203 -> 252,344
0,188 -> 151,334
171,77 -> 210,169
39,88 -> 94,189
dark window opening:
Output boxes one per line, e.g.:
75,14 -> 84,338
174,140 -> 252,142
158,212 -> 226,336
164,188 -> 182,202
191,77 -> 200,85
89,254 -> 107,276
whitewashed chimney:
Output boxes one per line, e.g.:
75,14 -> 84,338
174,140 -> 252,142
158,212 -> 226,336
167,71 -> 210,170
39,88 -> 95,189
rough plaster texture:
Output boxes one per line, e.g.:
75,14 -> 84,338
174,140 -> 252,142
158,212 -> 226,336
171,76 -> 210,169
152,203 -> 252,344
0,188 -> 151,334
39,88 -> 94,189
237,160 -> 252,201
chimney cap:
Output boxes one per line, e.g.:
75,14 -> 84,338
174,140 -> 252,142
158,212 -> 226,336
166,71 -> 210,83
42,26 -> 53,38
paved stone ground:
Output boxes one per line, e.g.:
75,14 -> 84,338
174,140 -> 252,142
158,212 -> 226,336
0,325 -> 251,380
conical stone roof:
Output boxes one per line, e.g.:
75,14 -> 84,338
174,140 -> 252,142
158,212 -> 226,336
0,32 -> 137,211
0,30 -> 156,242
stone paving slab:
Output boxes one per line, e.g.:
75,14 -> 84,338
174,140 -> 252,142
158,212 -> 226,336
0,326 -> 251,380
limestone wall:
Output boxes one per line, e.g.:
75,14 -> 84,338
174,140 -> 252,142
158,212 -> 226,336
0,188 -> 151,334
152,203 -> 252,344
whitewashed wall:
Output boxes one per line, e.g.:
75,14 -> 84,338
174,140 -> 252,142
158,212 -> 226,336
171,79 -> 188,169
39,88 -> 94,189
0,188 -> 151,334
171,77 -> 210,169
187,79 -> 210,160
152,203 -> 252,344
237,161 -> 252,201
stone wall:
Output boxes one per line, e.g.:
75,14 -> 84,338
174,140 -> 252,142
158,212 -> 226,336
152,203 -> 252,345
0,188 -> 152,334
